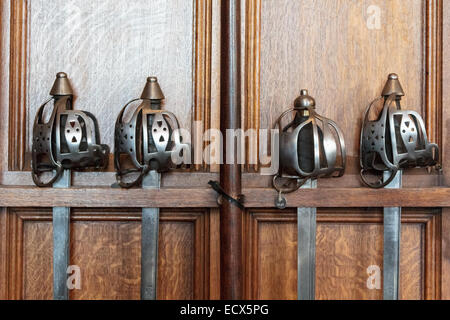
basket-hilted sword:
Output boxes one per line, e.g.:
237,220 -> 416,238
273,90 -> 346,300
31,72 -> 109,300
383,170 -> 402,300
53,169 -> 71,300
297,179 -> 317,300
114,77 -> 189,300
360,74 -> 439,300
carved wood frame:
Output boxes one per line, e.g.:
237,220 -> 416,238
244,208 -> 441,300
5,208 -> 218,300
6,0 -> 443,172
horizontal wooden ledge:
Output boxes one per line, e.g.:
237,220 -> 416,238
0,187 -> 449,208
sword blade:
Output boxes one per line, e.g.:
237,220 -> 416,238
298,179 -> 317,300
53,169 -> 71,300
383,170 -> 402,300
141,171 -> 161,300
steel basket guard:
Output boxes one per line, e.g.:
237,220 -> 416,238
273,89 -> 346,209
271,89 -> 346,300
360,73 -> 439,188
114,77 -> 189,188
31,72 -> 109,187
114,77 -> 190,300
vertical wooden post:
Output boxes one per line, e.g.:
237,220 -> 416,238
220,0 -> 243,300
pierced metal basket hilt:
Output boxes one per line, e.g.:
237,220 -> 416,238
360,74 -> 439,188
31,72 -> 109,187
114,77 -> 190,188
273,89 -> 346,208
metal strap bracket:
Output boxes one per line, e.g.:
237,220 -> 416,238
208,180 -> 245,209
383,170 -> 402,300
52,169 -> 71,300
141,170 -> 161,300
297,179 -> 317,300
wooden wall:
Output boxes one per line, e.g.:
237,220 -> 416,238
5,208 -> 220,300
244,208 -> 441,300
0,0 -> 448,300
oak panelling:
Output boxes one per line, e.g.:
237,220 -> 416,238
193,0 -> 212,171
22,217 -> 53,299
243,0 -> 261,172
6,208 -> 215,300
27,0 -> 193,152
442,0 -> 450,300
0,0 -> 11,174
208,208 -> 221,299
443,0 -> 450,186
425,0 -> 443,157
259,0 -> 441,186
4,186 -> 450,209
244,209 -> 441,300
442,209 -> 450,299
3,0 -> 445,184
4,0 -> 219,174
0,208 -> 8,299
4,0 -> 265,175
8,0 -> 27,171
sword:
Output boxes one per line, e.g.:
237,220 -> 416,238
383,170 -> 402,300
141,170 -> 161,300
52,169 -> 71,300
297,179 -> 317,300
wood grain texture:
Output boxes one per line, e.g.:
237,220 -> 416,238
193,0 -> 212,171
425,0 -> 443,159
3,0 -> 445,185
259,0 -> 440,186
0,0 -> 8,174
243,0 -> 261,172
0,208 -> 8,299
442,209 -> 450,299
208,208 -> 221,299
2,0 -> 195,172
2,186 -> 450,208
1,0 -> 448,301
442,0 -> 450,186
244,209 -> 441,300
8,0 -> 27,171
27,0 -> 193,149
220,0 -> 244,299
7,209 -> 215,300
4,0 -> 224,173
442,0 -> 450,300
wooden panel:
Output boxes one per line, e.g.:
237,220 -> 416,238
258,0 -> 442,185
442,0 -> 450,300
0,208 -> 8,299
4,0 -> 219,173
26,0 -> 193,154
316,216 -> 424,300
442,209 -> 450,299
443,0 -> 450,185
243,0 -> 261,172
22,219 -> 53,299
3,186 -> 450,208
7,208 -> 216,300
424,0 -> 443,155
193,0 -> 212,171
244,209 -> 441,300
3,0 -> 445,176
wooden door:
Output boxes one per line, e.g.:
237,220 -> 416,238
0,0 -> 449,300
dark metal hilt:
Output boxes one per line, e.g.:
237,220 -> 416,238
273,89 -> 346,209
32,72 -> 109,187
